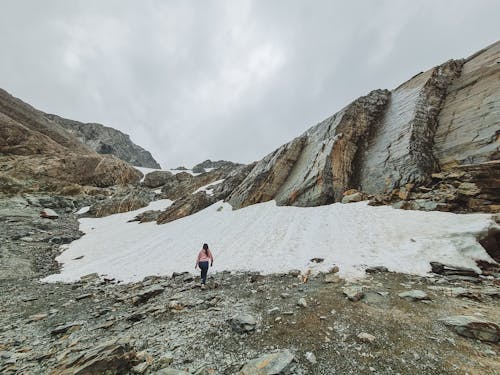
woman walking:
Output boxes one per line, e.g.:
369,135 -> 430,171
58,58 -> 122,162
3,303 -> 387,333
195,243 -> 214,289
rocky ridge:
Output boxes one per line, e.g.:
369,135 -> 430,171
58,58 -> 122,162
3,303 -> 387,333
46,114 -> 161,169
0,88 -> 142,195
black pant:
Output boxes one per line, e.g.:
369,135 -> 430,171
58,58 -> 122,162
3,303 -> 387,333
198,261 -> 209,284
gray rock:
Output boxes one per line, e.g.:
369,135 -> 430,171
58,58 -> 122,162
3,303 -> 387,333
240,349 -> 295,375
305,351 -> 317,364
131,285 -> 165,306
343,286 -> 364,301
46,113 -> 161,168
40,208 -> 59,219
157,368 -> 190,375
365,266 -> 389,274
50,320 -> 86,335
398,290 -> 430,301
357,332 -> 376,343
430,262 -> 479,277
297,298 -> 307,308
229,313 -> 257,333
439,315 -> 499,343
143,171 -> 173,188
51,339 -> 137,374
342,192 -> 363,203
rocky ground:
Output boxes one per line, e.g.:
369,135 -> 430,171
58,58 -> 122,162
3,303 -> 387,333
0,195 -> 499,374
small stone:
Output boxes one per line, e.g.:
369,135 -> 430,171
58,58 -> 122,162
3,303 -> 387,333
240,350 -> 295,375
40,208 -> 59,219
305,351 -> 317,364
297,298 -> 307,308
75,293 -> 93,301
29,313 -> 48,321
343,286 -> 364,301
357,332 -> 376,343
168,301 -> 183,311
324,274 -> 341,283
268,307 -> 280,315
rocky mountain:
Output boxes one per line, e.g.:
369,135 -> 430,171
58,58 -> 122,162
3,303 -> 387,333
0,88 -> 142,195
45,114 -> 161,168
225,42 -> 499,212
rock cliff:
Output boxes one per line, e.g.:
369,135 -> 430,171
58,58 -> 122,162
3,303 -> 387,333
227,42 -> 499,212
45,114 -> 161,168
0,88 -> 142,195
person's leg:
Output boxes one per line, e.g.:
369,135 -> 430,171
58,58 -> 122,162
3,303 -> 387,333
199,261 -> 208,284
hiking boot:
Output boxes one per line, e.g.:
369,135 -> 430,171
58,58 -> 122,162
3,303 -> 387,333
201,284 -> 206,290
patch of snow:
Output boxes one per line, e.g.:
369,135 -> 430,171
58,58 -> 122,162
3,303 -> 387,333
192,179 -> 224,196
42,201 -> 496,283
133,166 -> 201,182
76,206 -> 90,215
154,189 -> 162,194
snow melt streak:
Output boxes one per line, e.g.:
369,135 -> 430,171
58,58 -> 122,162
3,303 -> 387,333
43,201 -> 495,283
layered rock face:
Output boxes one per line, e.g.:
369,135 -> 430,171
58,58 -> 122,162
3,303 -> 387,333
0,88 -> 142,195
227,42 -> 499,211
46,114 -> 161,168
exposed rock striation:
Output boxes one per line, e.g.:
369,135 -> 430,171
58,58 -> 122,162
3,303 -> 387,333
46,114 -> 161,168
225,42 -> 499,212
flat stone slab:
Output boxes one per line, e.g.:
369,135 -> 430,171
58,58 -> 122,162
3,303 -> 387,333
439,315 -> 499,343
398,290 -> 430,301
239,349 -> 295,375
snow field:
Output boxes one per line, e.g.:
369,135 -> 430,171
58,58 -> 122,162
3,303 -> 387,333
43,200 -> 496,283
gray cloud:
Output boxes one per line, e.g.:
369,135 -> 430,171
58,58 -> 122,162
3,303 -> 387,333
1,0 -> 498,167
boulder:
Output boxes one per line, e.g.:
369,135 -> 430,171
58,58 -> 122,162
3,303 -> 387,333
239,350 -> 295,375
430,262 -> 479,277
40,208 -> 59,219
229,313 -> 257,333
143,171 -> 173,188
341,191 -> 363,204
157,193 -> 216,224
439,315 -> 499,343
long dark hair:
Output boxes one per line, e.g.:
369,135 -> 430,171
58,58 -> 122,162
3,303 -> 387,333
203,243 -> 209,255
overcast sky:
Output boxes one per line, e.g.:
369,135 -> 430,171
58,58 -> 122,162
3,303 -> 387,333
1,1 -> 498,168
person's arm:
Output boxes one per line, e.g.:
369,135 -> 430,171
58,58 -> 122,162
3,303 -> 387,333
209,250 -> 214,266
195,252 -> 200,269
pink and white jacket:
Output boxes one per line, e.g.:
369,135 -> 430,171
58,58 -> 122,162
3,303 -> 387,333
196,249 -> 214,264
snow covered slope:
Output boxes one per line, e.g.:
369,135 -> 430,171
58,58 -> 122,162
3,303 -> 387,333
43,200 -> 496,283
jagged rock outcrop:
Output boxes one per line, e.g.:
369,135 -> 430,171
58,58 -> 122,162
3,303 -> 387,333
87,187 -> 155,218
192,159 -> 241,173
227,136 -> 307,209
0,88 -> 142,195
46,114 -> 161,168
161,167 -> 236,200
226,42 -> 499,212
156,192 -> 216,224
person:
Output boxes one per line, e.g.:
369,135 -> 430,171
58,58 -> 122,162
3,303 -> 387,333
195,243 -> 214,289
